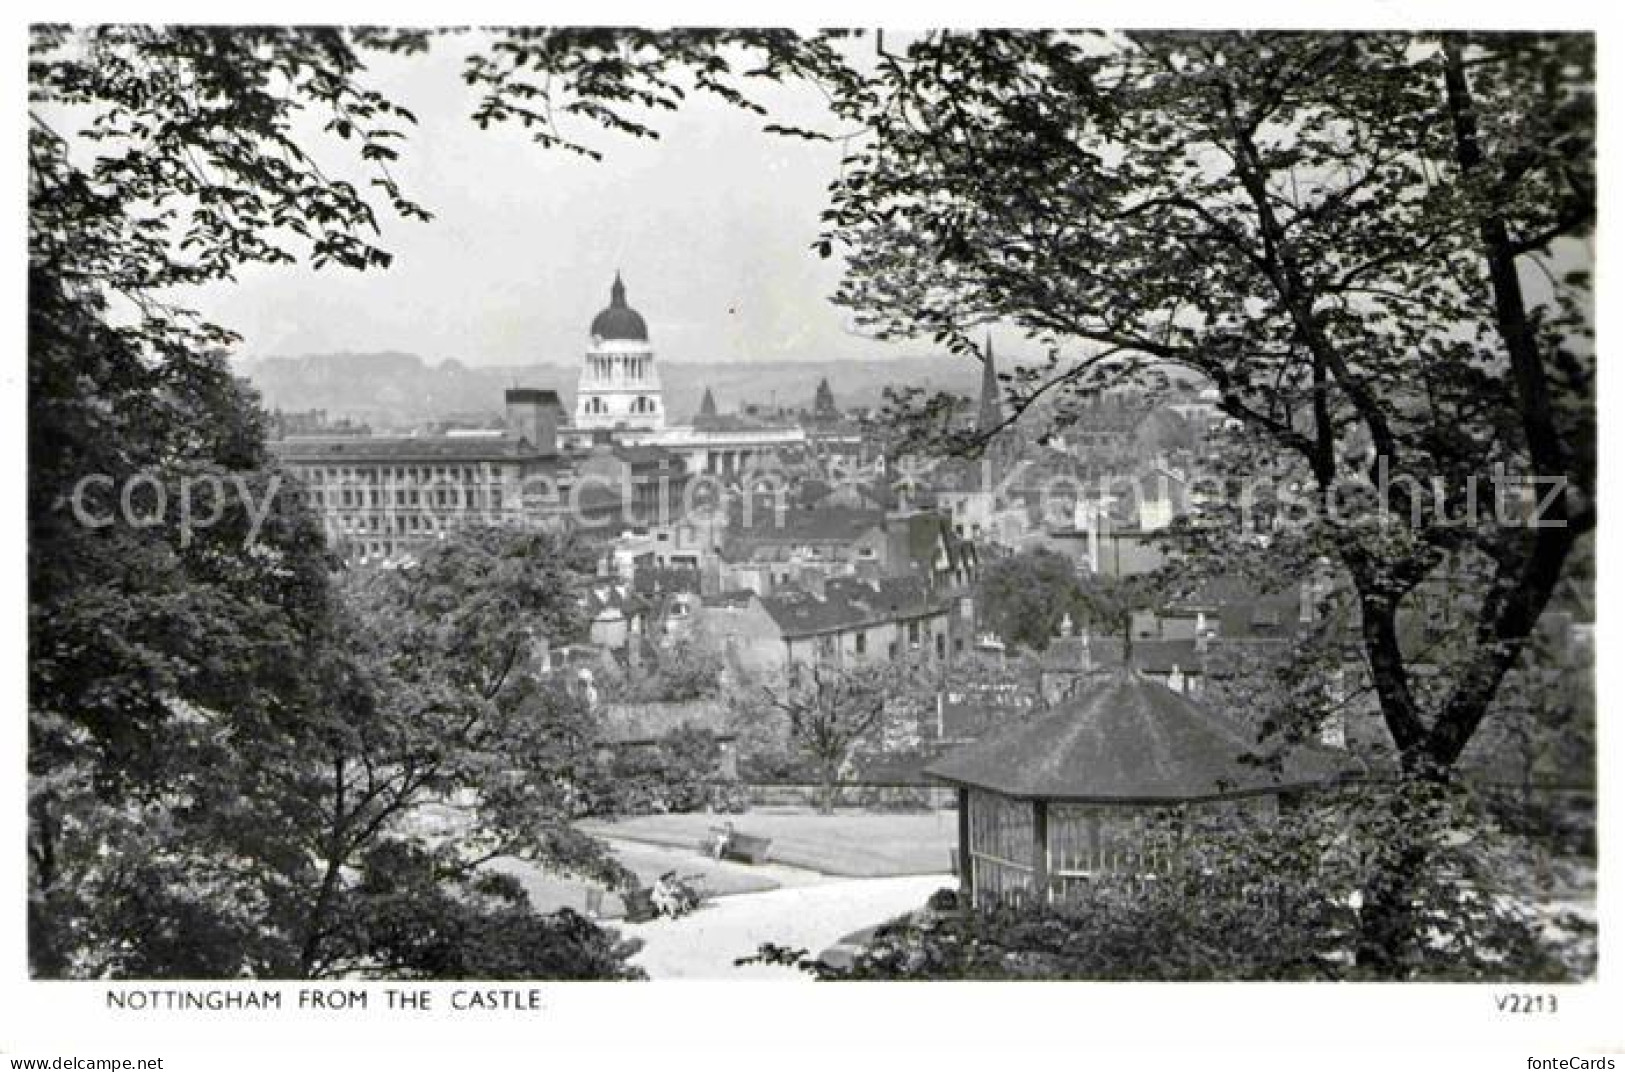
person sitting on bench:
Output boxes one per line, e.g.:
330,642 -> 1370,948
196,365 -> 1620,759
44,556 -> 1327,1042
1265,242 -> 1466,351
709,821 -> 735,859
652,872 -> 680,918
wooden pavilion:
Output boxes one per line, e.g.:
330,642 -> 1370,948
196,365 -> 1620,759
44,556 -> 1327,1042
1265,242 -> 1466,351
925,670 -> 1357,907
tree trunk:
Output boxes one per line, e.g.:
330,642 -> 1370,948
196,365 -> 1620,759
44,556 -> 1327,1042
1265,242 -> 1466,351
1356,843 -> 1428,976
1348,46 -> 1592,974
300,753 -> 349,977
818,763 -> 840,815
1353,775 -> 1449,976
299,854 -> 345,978
27,795 -> 66,978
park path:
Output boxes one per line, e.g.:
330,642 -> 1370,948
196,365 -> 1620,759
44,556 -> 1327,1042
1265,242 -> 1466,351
615,873 -> 950,980
595,836 -> 835,890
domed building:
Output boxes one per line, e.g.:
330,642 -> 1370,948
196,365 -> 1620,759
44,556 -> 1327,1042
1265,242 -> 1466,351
563,272 -> 808,478
574,272 -> 666,432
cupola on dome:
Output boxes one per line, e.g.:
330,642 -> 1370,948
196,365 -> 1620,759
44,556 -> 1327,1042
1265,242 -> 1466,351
589,272 -> 649,342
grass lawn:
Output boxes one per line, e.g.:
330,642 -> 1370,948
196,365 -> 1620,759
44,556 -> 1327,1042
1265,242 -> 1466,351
577,806 -> 959,878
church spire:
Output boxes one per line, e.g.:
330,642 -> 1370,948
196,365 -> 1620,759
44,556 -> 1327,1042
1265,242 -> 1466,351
610,270 -> 627,308
698,386 -> 718,419
813,376 -> 836,419
977,331 -> 1002,435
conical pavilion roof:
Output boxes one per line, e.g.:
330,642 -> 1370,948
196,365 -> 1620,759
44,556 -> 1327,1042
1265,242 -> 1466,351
925,671 -> 1357,803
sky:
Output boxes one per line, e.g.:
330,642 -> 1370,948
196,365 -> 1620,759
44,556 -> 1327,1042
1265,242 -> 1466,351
193,33 -> 917,369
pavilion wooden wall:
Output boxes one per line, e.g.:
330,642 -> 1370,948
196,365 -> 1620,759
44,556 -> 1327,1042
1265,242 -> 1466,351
966,789 -> 1034,907
963,791 -> 1284,908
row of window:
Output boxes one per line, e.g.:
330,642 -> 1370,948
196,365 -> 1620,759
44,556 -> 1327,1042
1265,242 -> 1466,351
301,487 -> 504,509
299,464 -> 510,484
329,513 -> 465,534
581,395 -> 659,415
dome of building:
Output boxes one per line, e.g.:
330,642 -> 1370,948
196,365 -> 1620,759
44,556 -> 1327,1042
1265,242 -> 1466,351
589,272 -> 649,342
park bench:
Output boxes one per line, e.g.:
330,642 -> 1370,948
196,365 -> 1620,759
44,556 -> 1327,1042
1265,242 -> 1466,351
622,886 -> 658,923
720,832 -> 773,865
699,827 -> 773,865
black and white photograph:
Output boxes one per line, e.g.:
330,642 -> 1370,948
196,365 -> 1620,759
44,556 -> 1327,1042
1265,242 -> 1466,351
9,4 -> 1615,1067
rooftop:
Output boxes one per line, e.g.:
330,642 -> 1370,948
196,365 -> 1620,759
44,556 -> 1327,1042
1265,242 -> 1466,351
758,576 -> 949,639
925,670 -> 1357,803
271,433 -> 557,463
590,272 -> 649,343
1039,636 -> 1292,676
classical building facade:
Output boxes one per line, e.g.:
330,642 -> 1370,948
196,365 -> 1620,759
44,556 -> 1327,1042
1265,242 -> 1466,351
563,273 -> 807,475
572,272 -> 667,432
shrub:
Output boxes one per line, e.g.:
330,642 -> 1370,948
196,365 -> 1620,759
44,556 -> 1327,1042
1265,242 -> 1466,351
581,725 -> 723,817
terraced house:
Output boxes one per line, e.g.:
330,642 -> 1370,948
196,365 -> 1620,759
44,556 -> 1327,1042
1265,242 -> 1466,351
719,507 -> 978,597
696,575 -> 957,676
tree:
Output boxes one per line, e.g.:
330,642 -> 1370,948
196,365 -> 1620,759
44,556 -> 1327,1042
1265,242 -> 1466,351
28,24 -> 434,976
761,661 -> 901,813
587,725 -> 726,817
35,517 -> 642,978
976,548 -> 1088,652
610,636 -> 727,704
282,527 -> 637,978
459,28 -> 856,159
810,31 -> 1593,971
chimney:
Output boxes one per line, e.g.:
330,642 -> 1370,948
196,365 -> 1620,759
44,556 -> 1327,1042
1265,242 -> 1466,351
506,388 -> 562,453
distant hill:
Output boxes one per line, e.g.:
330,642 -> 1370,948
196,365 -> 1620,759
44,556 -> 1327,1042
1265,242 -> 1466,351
235,351 -> 985,428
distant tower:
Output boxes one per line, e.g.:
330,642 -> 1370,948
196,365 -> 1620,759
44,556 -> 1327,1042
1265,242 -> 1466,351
574,272 -> 665,431
977,332 -> 1003,436
698,386 -> 718,419
813,377 -> 838,420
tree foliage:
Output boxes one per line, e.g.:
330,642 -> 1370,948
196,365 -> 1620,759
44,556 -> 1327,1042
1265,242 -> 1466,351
608,637 -> 727,704
461,28 -> 859,159
975,549 -> 1087,652
28,25 -> 434,977
286,527 -> 633,978
818,31 -> 1594,780
761,660 -> 905,813
584,725 -> 727,817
